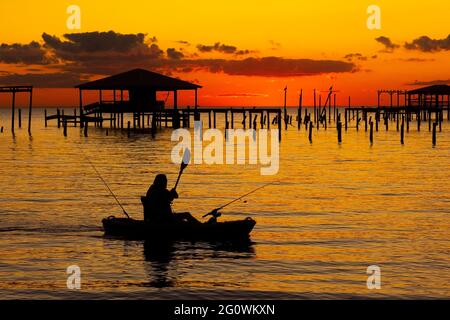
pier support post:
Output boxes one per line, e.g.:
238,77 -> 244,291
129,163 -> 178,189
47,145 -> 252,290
428,111 -> 431,131
308,121 -> 313,143
28,90 -> 33,135
345,109 -> 348,131
364,111 -> 368,132
63,119 -> 67,137
432,122 -> 437,146
11,91 -> 16,133
401,116 -> 405,145
370,120 -> 374,145
337,119 -> 342,143
84,121 -> 88,137
278,110 -> 282,141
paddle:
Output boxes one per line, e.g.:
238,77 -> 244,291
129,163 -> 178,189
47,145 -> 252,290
173,148 -> 191,191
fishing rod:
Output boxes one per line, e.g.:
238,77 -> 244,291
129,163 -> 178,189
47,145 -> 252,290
77,143 -> 131,219
203,182 -> 276,218
84,157 -> 130,219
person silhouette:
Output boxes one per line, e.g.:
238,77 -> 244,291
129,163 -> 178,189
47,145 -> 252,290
143,174 -> 200,224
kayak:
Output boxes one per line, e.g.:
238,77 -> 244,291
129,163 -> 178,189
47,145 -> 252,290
102,216 -> 256,241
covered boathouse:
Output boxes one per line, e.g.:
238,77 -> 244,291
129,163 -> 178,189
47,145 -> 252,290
75,68 -> 202,129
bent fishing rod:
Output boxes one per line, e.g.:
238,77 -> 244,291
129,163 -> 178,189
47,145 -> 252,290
203,182 -> 276,218
75,142 -> 131,219
84,156 -> 130,219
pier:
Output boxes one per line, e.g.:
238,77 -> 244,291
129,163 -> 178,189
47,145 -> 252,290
0,86 -> 33,134
0,69 -> 447,146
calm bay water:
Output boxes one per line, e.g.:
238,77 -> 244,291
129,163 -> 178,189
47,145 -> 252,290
0,108 -> 449,299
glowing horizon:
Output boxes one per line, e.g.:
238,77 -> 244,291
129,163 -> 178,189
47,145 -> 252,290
0,0 -> 449,107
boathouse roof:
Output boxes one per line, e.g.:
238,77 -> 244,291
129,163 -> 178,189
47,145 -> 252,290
75,69 -> 202,91
408,84 -> 450,95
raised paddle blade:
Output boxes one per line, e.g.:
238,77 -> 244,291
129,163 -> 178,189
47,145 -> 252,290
181,148 -> 191,171
173,148 -> 191,191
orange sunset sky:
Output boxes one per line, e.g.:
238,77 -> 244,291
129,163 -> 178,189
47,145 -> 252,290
0,0 -> 449,107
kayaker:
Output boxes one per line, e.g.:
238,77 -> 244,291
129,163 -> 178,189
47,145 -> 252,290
144,174 -> 200,224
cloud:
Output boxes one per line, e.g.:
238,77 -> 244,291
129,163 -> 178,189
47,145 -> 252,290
0,72 -> 89,87
344,53 -> 368,61
43,31 -> 147,53
397,58 -> 435,62
404,35 -> 450,52
176,40 -> 191,46
181,57 -> 356,77
197,42 -> 251,55
0,31 -> 357,86
406,79 -> 450,86
0,41 -> 53,65
375,36 -> 400,52
42,31 -> 164,62
166,48 -> 184,60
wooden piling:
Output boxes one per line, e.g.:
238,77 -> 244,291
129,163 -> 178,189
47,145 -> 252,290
417,113 -> 421,131
18,109 -> 22,128
278,110 -> 282,141
364,111 -> 368,132
428,111 -> 431,131
370,121 -> 374,145
337,119 -> 342,143
84,121 -> 88,137
313,89 -> 317,124
57,109 -> 61,128
127,121 -> 131,137
401,116 -> 404,145
63,119 -> 67,137
432,122 -> 437,146
28,90 -> 33,135
11,91 -> 15,133
344,109 -> 348,131
298,90 -> 303,130
308,121 -> 313,143
406,113 -> 410,132
356,110 -> 359,131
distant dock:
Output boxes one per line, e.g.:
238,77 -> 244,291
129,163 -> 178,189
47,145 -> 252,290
1,69 -> 449,146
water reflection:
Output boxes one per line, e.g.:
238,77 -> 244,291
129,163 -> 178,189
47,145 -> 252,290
142,239 -> 255,288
